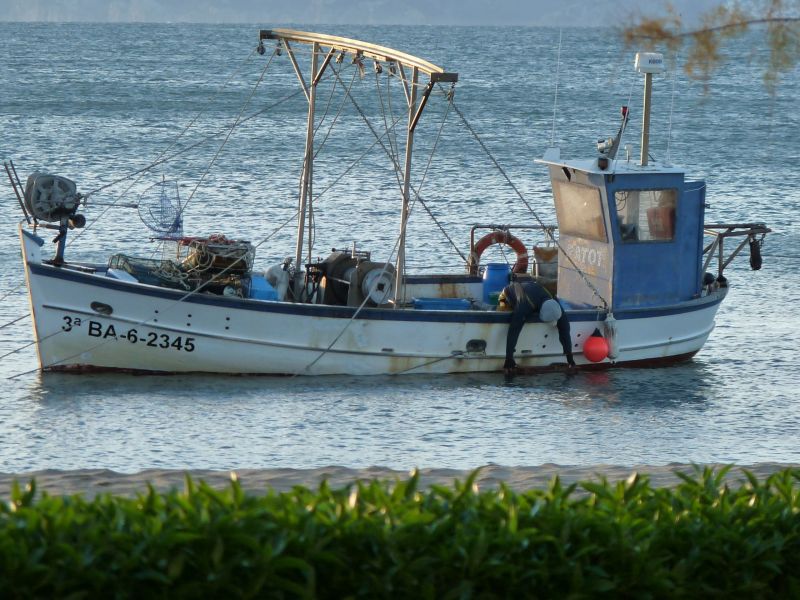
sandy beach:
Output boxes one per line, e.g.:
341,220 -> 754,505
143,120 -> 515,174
1,463 -> 797,498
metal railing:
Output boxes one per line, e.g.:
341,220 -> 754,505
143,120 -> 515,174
702,223 -> 771,280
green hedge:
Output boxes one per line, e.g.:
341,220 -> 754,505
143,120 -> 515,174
1,467 -> 799,598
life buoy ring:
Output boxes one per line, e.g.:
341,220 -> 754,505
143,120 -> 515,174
467,231 -> 528,275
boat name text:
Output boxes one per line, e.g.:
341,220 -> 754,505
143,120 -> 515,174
565,241 -> 607,271
61,316 -> 196,352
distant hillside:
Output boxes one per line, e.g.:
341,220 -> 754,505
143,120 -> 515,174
1,0 -> 723,26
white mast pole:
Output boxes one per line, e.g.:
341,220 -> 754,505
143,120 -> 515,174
641,71 -> 653,166
394,66 -> 418,306
635,52 -> 664,167
295,41 -> 319,271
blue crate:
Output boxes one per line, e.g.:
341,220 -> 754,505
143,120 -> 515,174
412,297 -> 471,311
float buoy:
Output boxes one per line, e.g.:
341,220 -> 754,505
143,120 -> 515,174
583,329 -> 610,363
467,230 -> 528,275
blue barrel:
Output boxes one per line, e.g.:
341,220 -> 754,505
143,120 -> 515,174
482,263 -> 511,304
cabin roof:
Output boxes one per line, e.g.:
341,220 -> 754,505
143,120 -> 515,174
535,148 -> 686,177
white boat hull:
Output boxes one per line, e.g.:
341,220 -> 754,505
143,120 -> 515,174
21,227 -> 725,376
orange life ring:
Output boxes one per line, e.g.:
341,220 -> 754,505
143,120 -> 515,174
468,231 -> 528,275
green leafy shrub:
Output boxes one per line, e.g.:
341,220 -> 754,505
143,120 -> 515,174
1,467 -> 799,598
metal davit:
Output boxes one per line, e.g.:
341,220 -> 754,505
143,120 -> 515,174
259,29 -> 458,304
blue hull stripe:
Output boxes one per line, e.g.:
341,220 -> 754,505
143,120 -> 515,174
28,262 -> 723,324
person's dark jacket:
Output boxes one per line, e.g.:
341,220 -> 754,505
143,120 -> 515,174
501,281 -> 574,369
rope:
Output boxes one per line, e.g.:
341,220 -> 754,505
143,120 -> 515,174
296,80 -> 454,375
180,51 -> 276,216
5,207 -> 302,380
308,62 -> 358,261
666,53 -> 679,163
550,29 -> 562,147
385,66 -> 400,162
69,47 -> 260,247
0,314 -> 28,331
394,352 -> 463,375
74,87 -> 306,206
375,70 -> 400,172
330,68 -> 468,264
613,68 -> 638,167
448,98 -> 610,311
0,280 -> 26,304
314,66 -> 356,155
4,88 -> 405,378
82,48 -> 259,200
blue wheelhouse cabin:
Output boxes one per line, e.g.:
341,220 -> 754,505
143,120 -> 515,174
539,149 -> 707,311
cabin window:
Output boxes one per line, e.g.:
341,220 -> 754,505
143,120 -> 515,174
553,181 -> 607,242
614,189 -> 677,242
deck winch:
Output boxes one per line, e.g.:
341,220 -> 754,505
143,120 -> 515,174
309,248 -> 395,307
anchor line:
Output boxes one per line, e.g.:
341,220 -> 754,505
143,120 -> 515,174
0,314 -> 28,331
447,97 -> 610,311
6,211 -> 299,380
0,279 -> 26,304
4,105 -> 409,379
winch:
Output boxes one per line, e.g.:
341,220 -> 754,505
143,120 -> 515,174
308,248 -> 395,307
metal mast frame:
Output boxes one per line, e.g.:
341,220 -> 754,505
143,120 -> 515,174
259,29 -> 458,304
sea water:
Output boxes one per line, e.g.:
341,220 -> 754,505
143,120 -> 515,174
1,23 -> 798,472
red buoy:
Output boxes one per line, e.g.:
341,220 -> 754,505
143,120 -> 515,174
583,334 -> 609,363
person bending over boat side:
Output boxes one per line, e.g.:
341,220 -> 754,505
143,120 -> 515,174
498,281 -> 575,373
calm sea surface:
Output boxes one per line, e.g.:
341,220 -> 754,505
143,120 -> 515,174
1,23 -> 798,472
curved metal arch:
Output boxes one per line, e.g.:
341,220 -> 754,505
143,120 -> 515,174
259,28 -> 458,84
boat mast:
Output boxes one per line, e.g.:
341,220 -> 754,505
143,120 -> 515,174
395,66 -> 419,305
296,41 -> 319,270
259,29 -> 457,302
635,52 -> 665,166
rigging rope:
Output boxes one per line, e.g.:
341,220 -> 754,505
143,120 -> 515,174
77,87 -> 306,203
385,69 -> 401,164
71,47 -> 260,245
666,53 -> 679,163
296,81 -> 454,375
330,68 -> 468,264
447,96 -> 610,310
5,206 -> 302,380
375,70 -> 400,175
180,50 -> 276,216
3,87 -> 409,379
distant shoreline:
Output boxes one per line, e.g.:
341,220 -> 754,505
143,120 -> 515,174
2,463 -> 797,498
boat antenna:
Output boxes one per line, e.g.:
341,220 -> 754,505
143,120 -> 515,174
550,29 -> 563,147
635,52 -> 665,166
666,53 -> 678,163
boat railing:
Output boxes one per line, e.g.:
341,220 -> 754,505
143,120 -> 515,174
467,223 -> 557,276
702,223 -> 771,280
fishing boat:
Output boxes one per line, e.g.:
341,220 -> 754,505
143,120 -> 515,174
7,30 -> 769,375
